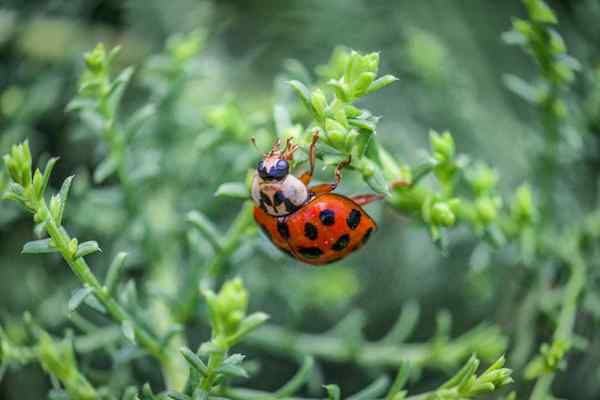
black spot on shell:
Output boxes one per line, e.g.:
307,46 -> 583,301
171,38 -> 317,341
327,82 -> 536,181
260,191 -> 272,207
304,223 -> 318,240
361,228 -> 373,245
319,209 -> 335,226
332,234 -> 350,251
284,198 -> 299,214
298,247 -> 323,259
277,220 -> 290,239
273,191 -> 285,206
346,209 -> 361,230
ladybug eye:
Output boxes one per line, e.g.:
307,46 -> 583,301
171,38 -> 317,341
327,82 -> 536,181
276,160 -> 289,171
257,160 -> 265,170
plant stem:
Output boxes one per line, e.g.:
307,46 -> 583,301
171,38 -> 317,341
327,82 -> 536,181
529,254 -> 586,400
245,323 -> 500,369
179,202 -> 255,321
39,200 -> 167,363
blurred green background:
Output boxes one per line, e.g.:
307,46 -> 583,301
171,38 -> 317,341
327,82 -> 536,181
1,1 -> 600,399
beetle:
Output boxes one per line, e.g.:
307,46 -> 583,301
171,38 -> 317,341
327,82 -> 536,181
251,132 -> 382,265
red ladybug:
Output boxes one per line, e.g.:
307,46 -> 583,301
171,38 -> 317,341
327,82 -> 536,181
252,133 -> 382,265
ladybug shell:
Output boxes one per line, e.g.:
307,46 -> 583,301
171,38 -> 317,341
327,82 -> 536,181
254,193 -> 376,265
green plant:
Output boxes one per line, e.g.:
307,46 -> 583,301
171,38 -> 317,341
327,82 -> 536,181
2,0 -> 600,399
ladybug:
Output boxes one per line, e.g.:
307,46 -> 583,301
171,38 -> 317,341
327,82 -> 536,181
251,133 -> 382,265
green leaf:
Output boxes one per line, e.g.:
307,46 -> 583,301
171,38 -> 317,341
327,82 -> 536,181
125,103 -> 157,138
324,384 -> 341,400
166,392 -> 190,400
55,176 -> 74,225
21,239 -> 58,254
223,353 -> 245,366
524,0 -> 557,24
327,79 -> 350,102
381,301 -> 420,344
236,312 -> 269,337
387,363 -> 411,400
217,363 -> 249,379
105,252 -> 128,294
75,241 -> 102,258
180,347 -> 208,376
365,74 -> 398,95
274,356 -> 314,397
68,287 -> 93,312
41,157 -> 59,196
187,210 -> 223,251
364,163 -> 391,196
94,156 -> 118,183
215,182 -> 249,199
288,80 -> 311,110
347,376 -> 390,400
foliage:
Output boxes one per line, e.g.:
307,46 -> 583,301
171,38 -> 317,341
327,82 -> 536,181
1,0 -> 600,399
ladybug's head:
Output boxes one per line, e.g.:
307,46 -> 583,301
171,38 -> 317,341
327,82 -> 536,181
253,137 -> 297,182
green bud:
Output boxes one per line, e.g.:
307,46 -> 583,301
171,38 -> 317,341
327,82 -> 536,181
512,184 -> 536,224
431,202 -> 456,226
430,130 -> 455,163
216,278 -> 248,336
310,88 -> 327,119
468,163 -> 498,195
84,43 -> 107,73
32,169 -> 43,199
476,197 -> 500,225
167,31 -> 204,63
363,52 -> 380,74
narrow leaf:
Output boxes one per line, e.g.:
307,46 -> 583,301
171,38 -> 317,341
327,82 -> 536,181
55,175 -> 74,225
105,252 -> 128,294
75,241 -> 101,258
217,364 -> 249,379
347,376 -> 390,400
223,353 -> 246,366
94,156 -> 119,183
68,287 -> 93,312
324,385 -> 341,400
365,74 -> 398,95
214,182 -> 249,199
274,356 -> 315,397
288,80 -> 311,110
180,347 -> 208,375
41,157 -> 59,196
21,239 -> 58,254
381,301 -> 420,344
187,210 -> 222,251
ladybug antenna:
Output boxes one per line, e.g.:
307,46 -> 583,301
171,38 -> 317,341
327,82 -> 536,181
250,137 -> 267,157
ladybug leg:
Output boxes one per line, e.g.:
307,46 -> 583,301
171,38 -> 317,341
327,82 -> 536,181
299,131 -> 320,185
351,194 -> 384,206
308,155 -> 352,194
